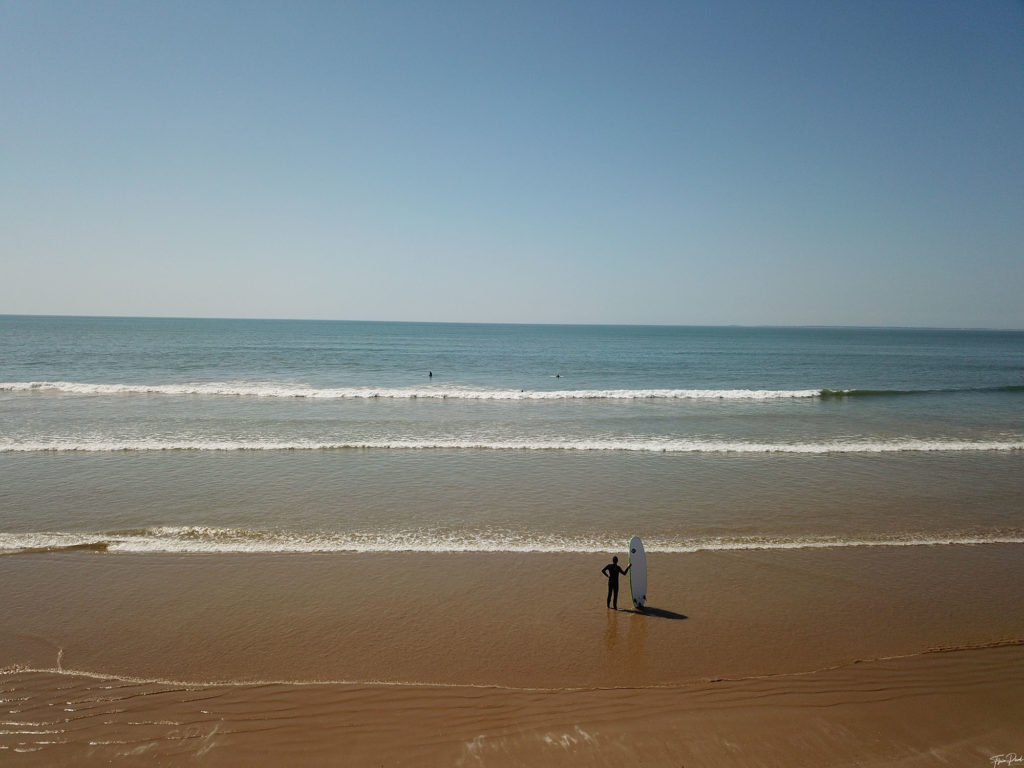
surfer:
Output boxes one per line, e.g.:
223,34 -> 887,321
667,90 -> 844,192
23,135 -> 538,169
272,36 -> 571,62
601,556 -> 631,610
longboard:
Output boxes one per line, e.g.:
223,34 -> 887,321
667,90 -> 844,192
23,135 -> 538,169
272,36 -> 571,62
628,535 -> 647,609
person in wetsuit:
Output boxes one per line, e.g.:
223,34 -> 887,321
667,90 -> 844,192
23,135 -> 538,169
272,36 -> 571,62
601,555 -> 631,610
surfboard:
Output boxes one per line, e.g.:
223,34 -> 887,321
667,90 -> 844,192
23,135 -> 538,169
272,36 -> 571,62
628,535 -> 647,610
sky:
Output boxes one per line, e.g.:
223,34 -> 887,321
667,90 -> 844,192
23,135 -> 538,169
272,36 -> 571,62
2,1 -> 1023,328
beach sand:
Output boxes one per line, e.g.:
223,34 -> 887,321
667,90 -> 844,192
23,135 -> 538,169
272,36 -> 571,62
2,546 -> 1023,765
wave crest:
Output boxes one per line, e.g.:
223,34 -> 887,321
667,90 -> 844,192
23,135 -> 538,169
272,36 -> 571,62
4,381 -> 1022,401
0,381 -> 821,401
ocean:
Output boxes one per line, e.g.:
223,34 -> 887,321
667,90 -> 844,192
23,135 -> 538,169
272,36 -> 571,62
1,316 -> 1022,555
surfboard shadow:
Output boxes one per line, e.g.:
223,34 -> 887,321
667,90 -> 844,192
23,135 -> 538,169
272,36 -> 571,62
619,606 -> 687,620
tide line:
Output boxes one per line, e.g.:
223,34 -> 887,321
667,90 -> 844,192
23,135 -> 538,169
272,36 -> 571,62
5,638 -> 1023,695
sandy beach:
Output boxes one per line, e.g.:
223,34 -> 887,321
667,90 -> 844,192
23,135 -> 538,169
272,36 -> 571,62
2,545 -> 1022,765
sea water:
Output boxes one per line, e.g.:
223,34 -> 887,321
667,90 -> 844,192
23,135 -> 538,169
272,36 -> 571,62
1,316 -> 1022,553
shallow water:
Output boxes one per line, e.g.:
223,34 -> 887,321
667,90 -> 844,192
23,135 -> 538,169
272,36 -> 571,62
1,317 -> 1022,553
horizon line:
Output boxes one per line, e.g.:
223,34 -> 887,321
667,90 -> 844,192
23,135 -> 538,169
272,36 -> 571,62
1,313 -> 1021,333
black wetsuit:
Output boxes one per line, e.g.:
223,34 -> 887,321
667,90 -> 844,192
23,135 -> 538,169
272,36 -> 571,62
602,562 -> 628,609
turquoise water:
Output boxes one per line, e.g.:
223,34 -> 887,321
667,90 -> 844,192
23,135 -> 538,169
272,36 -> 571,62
1,316 -> 1022,553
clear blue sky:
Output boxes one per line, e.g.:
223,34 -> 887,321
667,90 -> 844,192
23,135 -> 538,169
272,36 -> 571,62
3,1 -> 1022,327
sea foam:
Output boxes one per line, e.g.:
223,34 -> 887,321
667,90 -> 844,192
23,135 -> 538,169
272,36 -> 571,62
1,437 -> 1022,454
0,381 -> 822,400
3,526 -> 1023,556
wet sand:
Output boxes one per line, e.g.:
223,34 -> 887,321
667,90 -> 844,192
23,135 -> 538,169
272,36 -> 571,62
2,545 -> 1023,764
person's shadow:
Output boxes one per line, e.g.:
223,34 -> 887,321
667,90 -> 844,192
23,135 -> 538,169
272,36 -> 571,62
619,606 -> 687,620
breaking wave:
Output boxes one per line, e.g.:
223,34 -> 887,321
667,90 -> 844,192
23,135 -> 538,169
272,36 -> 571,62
0,381 -> 822,400
1,437 -> 1022,454
3,381 -> 1021,401
3,526 -> 1023,555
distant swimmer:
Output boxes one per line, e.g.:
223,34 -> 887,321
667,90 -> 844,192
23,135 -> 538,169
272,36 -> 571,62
429,371 -> 432,378
601,555 -> 631,610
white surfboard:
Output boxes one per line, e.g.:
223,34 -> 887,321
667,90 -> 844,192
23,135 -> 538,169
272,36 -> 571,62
628,535 -> 647,609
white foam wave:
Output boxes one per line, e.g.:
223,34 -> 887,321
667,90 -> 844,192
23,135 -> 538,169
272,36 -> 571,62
0,381 -> 822,401
3,527 -> 1022,555
1,438 -> 1021,454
